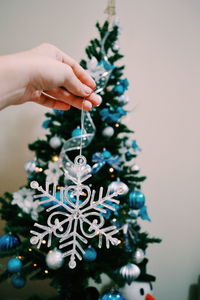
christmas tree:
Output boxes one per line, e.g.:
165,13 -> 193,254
0,5 -> 161,300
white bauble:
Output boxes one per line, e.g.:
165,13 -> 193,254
131,164 -> 140,172
125,138 -> 133,148
118,94 -> 129,106
108,179 -> 129,196
24,160 -> 37,174
133,249 -> 145,264
112,43 -> 120,52
46,249 -> 64,270
102,126 -> 114,138
49,136 -> 62,149
119,281 -> 154,300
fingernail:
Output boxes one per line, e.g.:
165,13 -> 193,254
83,84 -> 92,95
83,100 -> 92,110
96,95 -> 102,106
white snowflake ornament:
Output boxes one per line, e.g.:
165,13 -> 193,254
44,161 -> 63,185
12,187 -> 43,221
30,155 -> 123,269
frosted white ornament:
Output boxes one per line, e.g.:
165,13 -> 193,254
102,126 -> 114,138
118,94 -> 129,106
112,43 -> 120,52
49,136 -> 62,149
131,165 -> 140,172
133,249 -> 145,264
46,249 -> 64,270
108,179 -> 129,196
125,138 -> 133,148
24,160 -> 37,174
30,154 -> 122,269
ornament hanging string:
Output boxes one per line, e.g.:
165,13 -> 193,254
79,101 -> 85,157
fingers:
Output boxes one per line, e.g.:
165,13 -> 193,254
32,43 -> 96,90
30,93 -> 71,111
59,51 -> 96,89
62,64 -> 95,98
43,88 -> 102,110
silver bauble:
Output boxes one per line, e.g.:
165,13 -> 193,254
133,248 -> 145,264
118,94 -> 129,106
131,165 -> 140,172
46,249 -> 64,270
119,263 -> 141,284
102,126 -> 114,138
108,179 -> 129,196
112,43 -> 120,52
49,136 -> 62,149
125,138 -> 133,148
24,160 -> 37,174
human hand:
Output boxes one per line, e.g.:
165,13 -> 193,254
0,43 -> 101,111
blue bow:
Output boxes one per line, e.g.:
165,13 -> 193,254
114,78 -> 129,95
132,140 -> 142,152
99,60 -> 115,71
99,107 -> 127,123
92,151 -> 122,174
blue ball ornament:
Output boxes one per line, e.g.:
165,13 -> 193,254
0,234 -> 20,251
129,190 -> 145,209
71,127 -> 83,137
83,247 -> 97,262
11,274 -> 26,289
7,258 -> 22,273
102,150 -> 112,159
100,290 -> 124,300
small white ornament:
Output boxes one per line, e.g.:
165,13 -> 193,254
24,160 -> 37,174
30,155 -> 122,269
102,126 -> 114,138
131,165 -> 140,172
133,249 -> 145,264
87,57 -> 107,82
49,136 -> 62,149
125,138 -> 133,148
108,179 -> 129,196
118,94 -> 129,106
44,161 -> 63,185
112,43 -> 120,52
46,249 -> 64,270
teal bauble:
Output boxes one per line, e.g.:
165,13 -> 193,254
100,290 -> 124,300
83,247 -> 97,262
7,258 -> 22,273
128,190 -> 145,209
71,127 -> 83,137
11,274 -> 26,289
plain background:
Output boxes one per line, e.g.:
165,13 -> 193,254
0,0 -> 200,299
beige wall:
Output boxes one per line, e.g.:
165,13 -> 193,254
0,1 -> 199,299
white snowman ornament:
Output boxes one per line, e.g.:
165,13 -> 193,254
119,281 -> 155,300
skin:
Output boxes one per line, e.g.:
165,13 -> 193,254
0,43 -> 101,111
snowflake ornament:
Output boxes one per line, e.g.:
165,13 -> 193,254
30,155 -> 123,269
12,187 -> 43,221
44,161 -> 63,185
